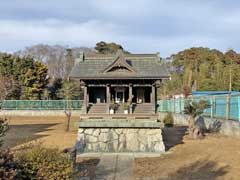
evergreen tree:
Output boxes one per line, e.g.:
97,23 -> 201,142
0,54 -> 49,100
57,81 -> 82,100
49,78 -> 63,100
21,60 -> 49,100
161,47 -> 240,96
95,41 -> 129,54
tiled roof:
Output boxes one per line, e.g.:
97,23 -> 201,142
69,50 -> 170,79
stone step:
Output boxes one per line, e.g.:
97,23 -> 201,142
134,106 -> 152,109
114,103 -> 127,114
88,104 -> 107,114
133,104 -> 153,113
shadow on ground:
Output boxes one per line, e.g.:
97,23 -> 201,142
162,126 -> 187,151
76,158 -> 100,179
1,123 -> 58,149
167,159 -> 228,180
135,160 -> 228,180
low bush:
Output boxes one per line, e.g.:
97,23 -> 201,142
163,112 -> 174,127
15,145 -> 74,180
0,149 -> 18,180
0,118 -> 75,179
0,118 -> 18,180
0,118 -> 8,146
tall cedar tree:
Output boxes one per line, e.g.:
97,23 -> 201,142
0,53 -> 49,99
21,60 -> 49,100
161,47 -> 240,96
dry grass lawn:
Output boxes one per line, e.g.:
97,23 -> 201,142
2,116 -> 240,180
134,128 -> 240,180
2,116 -> 80,150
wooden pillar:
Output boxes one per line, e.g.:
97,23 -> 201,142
151,85 -> 156,113
83,85 -> 88,114
106,84 -> 110,113
226,95 -> 230,120
129,84 -> 133,114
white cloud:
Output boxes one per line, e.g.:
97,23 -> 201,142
0,19 -> 122,51
1,0 -> 240,56
0,17 -> 238,57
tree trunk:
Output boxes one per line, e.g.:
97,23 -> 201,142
64,110 -> 71,132
188,69 -> 193,87
188,116 -> 204,139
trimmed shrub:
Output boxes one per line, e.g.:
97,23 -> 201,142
163,112 -> 174,127
15,145 -> 74,180
0,118 -> 8,146
0,118 -> 17,180
0,149 -> 18,180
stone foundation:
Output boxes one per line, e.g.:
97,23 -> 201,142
76,127 -> 165,153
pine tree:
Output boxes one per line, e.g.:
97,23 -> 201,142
57,81 -> 82,100
20,58 -> 49,99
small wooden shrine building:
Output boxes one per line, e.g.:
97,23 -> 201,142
69,50 -> 170,115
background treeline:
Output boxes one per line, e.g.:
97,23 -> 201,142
1,43 -> 240,100
0,48 -> 85,100
0,42 -> 125,100
160,47 -> 240,97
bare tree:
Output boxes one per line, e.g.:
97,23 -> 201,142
64,110 -> 72,132
17,44 -> 94,79
0,76 -> 16,101
61,81 -> 76,132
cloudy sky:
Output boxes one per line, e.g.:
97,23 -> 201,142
1,0 -> 240,57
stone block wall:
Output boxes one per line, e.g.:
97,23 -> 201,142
76,128 -> 165,153
159,112 -> 240,137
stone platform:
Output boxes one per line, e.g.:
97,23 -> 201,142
76,120 -> 165,153
79,114 -> 159,121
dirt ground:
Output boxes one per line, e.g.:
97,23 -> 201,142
2,117 -> 240,180
1,116 -> 80,150
134,126 -> 240,180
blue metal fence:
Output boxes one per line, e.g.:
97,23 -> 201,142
1,100 -> 83,110
158,95 -> 240,121
2,96 -> 240,120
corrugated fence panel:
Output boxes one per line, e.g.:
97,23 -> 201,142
230,96 -> 239,120
215,96 -> 227,119
158,94 -> 240,121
